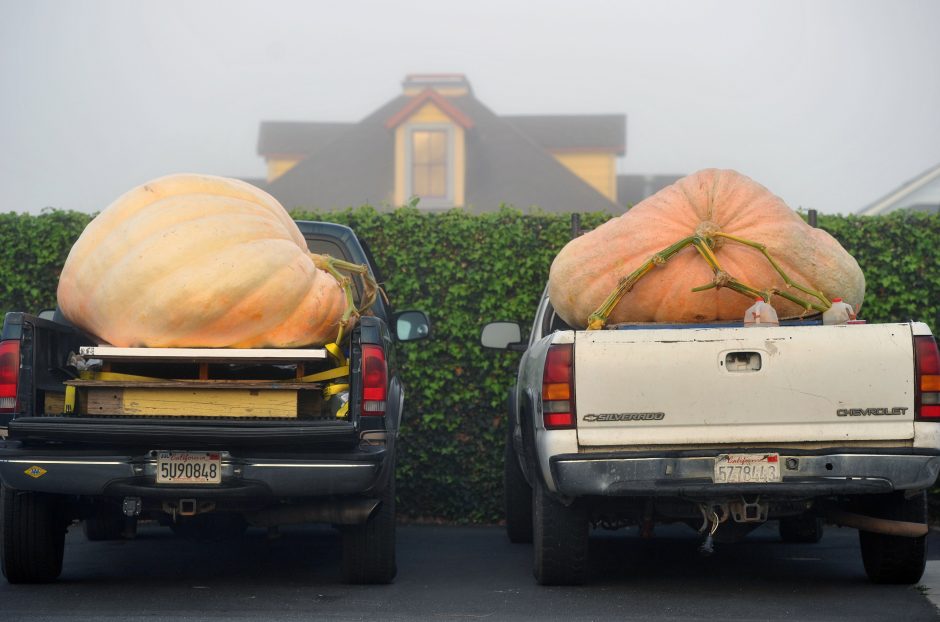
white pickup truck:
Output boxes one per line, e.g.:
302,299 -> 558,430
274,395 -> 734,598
483,291 -> 940,586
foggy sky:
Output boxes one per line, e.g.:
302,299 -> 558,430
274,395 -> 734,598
2,0 -> 939,216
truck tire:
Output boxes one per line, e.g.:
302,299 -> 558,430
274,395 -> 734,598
533,479 -> 588,585
504,435 -> 533,543
859,490 -> 927,584
341,474 -> 397,584
779,515 -> 824,543
1,486 -> 67,583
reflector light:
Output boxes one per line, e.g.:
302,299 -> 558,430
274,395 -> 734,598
542,344 -> 575,430
542,382 -> 570,401
0,340 -> 19,414
544,412 -> 574,428
915,337 -> 940,420
361,344 -> 387,416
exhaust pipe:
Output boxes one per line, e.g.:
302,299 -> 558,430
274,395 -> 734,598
825,507 -> 928,537
246,498 -> 380,527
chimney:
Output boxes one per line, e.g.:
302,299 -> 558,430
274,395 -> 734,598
402,74 -> 472,97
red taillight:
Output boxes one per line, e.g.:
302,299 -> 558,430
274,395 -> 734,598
361,344 -> 387,416
916,336 -> 940,420
542,344 -> 575,429
0,340 -> 20,413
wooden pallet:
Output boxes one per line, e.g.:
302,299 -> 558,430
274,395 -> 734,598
67,346 -> 338,419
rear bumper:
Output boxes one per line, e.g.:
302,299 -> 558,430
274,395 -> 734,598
550,450 -> 940,498
6,417 -> 358,448
0,443 -> 386,498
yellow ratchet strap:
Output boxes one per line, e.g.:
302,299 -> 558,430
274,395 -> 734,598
78,370 -> 165,382
325,342 -> 347,366
64,385 -> 76,413
300,366 -> 349,383
300,342 -> 350,383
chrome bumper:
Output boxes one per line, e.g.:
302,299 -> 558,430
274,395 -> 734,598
551,452 -> 940,498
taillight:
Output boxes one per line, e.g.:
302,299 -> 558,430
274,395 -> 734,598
361,344 -> 387,416
542,343 -> 575,429
0,340 -> 20,414
916,336 -> 940,420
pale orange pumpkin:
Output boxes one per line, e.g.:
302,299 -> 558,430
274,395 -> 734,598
57,174 -> 350,348
548,169 -> 865,327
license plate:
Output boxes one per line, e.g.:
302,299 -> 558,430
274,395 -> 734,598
156,451 -> 222,485
714,453 -> 782,484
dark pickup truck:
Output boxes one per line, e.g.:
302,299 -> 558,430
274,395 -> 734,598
0,221 -> 429,584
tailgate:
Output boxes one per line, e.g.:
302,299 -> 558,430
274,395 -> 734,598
574,323 -> 916,447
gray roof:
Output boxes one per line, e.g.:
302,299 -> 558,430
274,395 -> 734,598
264,93 -> 622,214
239,177 -> 269,189
257,121 -> 354,156
858,163 -> 940,215
264,98 -> 406,210
504,115 -> 625,154
617,174 -> 684,209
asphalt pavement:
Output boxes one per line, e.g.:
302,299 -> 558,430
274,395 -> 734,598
0,521 -> 938,621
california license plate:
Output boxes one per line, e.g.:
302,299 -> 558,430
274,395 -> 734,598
714,453 -> 782,484
156,451 -> 222,485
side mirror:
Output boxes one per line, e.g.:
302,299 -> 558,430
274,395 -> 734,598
394,310 -> 430,341
481,322 -> 525,351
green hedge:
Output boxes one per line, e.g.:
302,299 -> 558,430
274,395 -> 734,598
1,207 -> 938,522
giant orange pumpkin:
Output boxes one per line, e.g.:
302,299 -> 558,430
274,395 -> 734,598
57,174 -> 349,348
548,169 -> 865,327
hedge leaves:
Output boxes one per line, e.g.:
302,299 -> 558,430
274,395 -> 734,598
2,207 -> 938,522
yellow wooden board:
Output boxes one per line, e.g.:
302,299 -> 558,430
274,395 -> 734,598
86,388 -> 298,418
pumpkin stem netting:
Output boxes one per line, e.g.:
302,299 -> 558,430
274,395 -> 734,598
585,230 -> 833,330
309,253 -> 383,345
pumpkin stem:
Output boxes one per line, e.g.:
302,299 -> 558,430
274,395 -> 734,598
309,253 -> 382,344
711,232 -> 831,312
586,236 -> 699,330
586,232 -> 832,330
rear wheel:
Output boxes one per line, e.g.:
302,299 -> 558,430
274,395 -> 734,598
1,486 -> 68,583
859,491 -> 927,584
532,479 -> 587,585
504,435 -> 533,543
779,515 -> 824,543
341,473 -> 397,584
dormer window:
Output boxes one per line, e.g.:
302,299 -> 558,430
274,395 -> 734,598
408,127 -> 452,205
387,85 -> 472,208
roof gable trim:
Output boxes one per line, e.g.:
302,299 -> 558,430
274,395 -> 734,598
384,89 -> 474,130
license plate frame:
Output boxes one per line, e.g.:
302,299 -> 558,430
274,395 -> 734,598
155,451 -> 222,485
714,453 -> 782,484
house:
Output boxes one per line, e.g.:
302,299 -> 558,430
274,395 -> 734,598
857,163 -> 940,216
254,74 -> 670,213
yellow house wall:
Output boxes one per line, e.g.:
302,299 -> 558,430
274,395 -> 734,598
267,157 -> 303,183
393,102 -> 465,206
552,152 -> 617,202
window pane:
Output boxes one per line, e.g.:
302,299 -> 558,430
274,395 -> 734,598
412,131 -> 430,165
411,129 -> 449,200
429,164 -> 446,197
413,166 -> 429,196
429,131 -> 446,161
